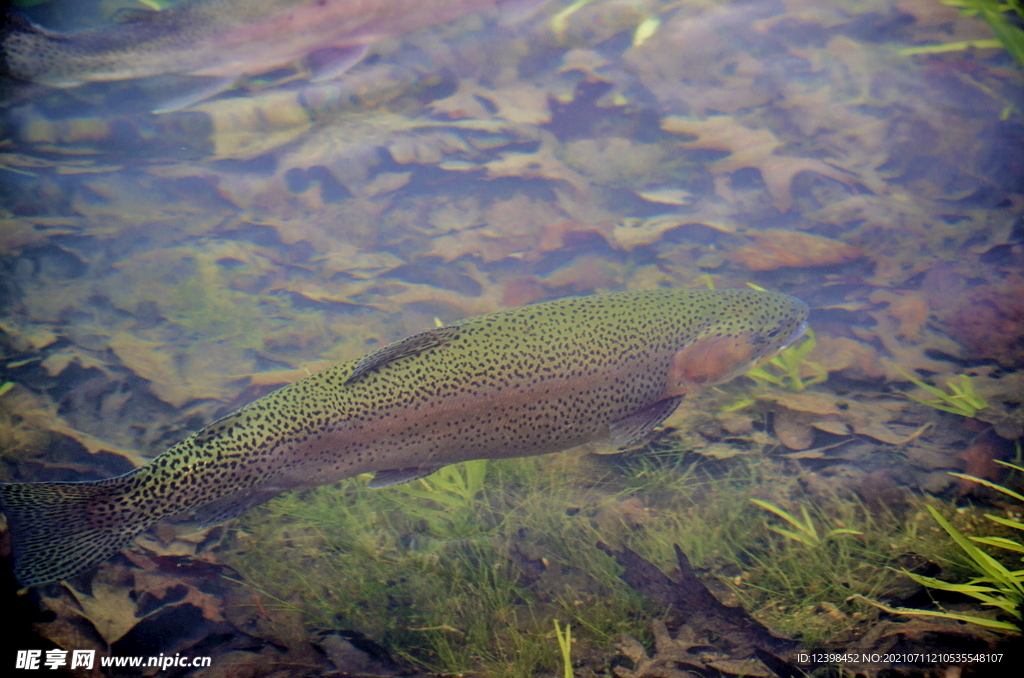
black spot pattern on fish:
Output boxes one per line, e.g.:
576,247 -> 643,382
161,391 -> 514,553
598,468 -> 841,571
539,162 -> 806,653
0,288 -> 808,585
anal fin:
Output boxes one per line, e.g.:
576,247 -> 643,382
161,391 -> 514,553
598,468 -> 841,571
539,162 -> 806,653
165,486 -> 283,527
609,396 -> 683,449
367,466 -> 441,488
150,75 -> 238,113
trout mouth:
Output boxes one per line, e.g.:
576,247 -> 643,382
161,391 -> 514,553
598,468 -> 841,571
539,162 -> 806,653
745,317 -> 809,369
776,318 -> 809,353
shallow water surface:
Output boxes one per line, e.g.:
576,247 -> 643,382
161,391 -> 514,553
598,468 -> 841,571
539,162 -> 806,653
1,0 -> 1023,675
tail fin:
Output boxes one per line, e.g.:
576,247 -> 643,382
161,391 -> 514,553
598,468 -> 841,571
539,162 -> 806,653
1,11 -> 73,86
1,12 -> 42,82
0,474 -> 145,587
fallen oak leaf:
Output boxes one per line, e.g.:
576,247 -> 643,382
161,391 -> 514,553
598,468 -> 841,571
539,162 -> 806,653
424,227 -> 535,263
806,334 -> 884,380
726,229 -> 863,270
375,282 -> 505,317
429,79 -> 494,120
128,553 -> 227,623
661,116 -> 858,211
475,82 -> 551,125
752,156 -> 857,213
108,332 -> 240,408
48,421 -> 150,468
757,390 -> 842,416
774,408 -> 816,450
483,131 -> 590,193
190,90 -> 313,161
65,565 -> 149,645
34,589 -> 107,659
612,215 -> 691,251
539,253 -> 623,292
558,48 -> 613,81
40,347 -> 110,376
869,289 -> 931,343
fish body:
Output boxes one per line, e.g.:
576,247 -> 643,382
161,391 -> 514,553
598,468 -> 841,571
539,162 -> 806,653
0,288 -> 808,586
2,0 -> 546,94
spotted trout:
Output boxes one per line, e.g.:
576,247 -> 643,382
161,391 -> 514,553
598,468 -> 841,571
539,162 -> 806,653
0,289 -> 807,586
2,0 -> 549,109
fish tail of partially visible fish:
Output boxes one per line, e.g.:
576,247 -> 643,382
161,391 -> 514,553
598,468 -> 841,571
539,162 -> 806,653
0,473 -> 147,587
1,12 -> 54,83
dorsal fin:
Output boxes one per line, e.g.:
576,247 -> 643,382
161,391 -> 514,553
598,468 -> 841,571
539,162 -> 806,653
345,325 -> 461,385
191,409 -> 250,446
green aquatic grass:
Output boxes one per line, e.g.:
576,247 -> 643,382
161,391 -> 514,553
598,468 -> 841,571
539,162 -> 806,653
224,449 -> 990,671
900,0 -> 1024,70
389,459 -> 488,537
168,264 -> 262,346
743,329 -> 828,393
908,505 -> 1022,629
226,456 -> 651,676
858,461 -> 1024,633
553,619 -> 574,678
889,363 -> 989,417
956,0 -> 1024,68
750,498 -> 864,547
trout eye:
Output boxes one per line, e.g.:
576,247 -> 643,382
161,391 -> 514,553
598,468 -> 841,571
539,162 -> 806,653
752,326 -> 781,345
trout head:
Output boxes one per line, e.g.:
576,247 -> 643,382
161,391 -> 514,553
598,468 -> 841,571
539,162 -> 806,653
663,290 -> 809,397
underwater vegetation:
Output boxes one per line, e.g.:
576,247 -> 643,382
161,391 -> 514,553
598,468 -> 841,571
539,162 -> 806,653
901,1 -> 1024,68
889,364 -> 990,418
958,0 -> 1024,68
861,460 -> 1024,633
219,447 -> 1022,675
553,619 -> 574,678
0,0 -> 1022,675
749,498 -> 864,547
742,329 -> 827,394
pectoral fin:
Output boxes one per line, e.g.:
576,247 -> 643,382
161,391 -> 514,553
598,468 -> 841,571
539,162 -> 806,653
609,396 -> 683,448
368,466 -> 442,488
346,326 -> 461,384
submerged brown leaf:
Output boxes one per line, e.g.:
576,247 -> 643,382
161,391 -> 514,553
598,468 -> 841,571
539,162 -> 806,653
869,290 -> 931,343
807,334 -> 884,380
423,194 -> 566,263
727,229 -> 863,270
65,566 -> 145,645
128,553 -> 227,624
661,116 -> 857,211
773,409 -> 815,450
483,132 -> 590,192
